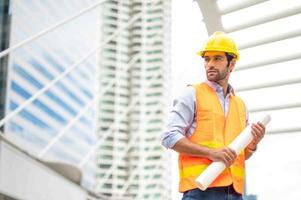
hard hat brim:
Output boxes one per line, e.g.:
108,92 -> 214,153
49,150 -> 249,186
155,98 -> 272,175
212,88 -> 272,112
196,50 -> 240,60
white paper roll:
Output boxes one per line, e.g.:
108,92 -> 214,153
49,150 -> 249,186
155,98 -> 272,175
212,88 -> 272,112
195,115 -> 271,191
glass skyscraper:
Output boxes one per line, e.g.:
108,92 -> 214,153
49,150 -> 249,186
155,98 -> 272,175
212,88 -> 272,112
0,0 -> 10,130
2,0 -> 100,189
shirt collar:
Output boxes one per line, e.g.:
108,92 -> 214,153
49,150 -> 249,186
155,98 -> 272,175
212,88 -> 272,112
205,80 -> 235,96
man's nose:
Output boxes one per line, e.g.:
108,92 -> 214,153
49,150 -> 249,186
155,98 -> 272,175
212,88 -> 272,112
206,60 -> 215,68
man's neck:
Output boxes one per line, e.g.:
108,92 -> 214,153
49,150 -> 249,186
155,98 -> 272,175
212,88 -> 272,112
216,80 -> 229,97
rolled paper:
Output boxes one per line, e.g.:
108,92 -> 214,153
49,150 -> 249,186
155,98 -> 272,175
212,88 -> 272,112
195,115 -> 271,191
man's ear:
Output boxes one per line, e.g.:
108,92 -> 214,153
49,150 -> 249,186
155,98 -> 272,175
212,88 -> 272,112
229,59 -> 236,72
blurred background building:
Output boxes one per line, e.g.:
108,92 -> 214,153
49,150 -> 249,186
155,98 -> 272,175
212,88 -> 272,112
96,0 -> 171,200
0,0 -> 10,130
5,0 -> 99,189
0,0 -> 301,200
0,0 -> 171,200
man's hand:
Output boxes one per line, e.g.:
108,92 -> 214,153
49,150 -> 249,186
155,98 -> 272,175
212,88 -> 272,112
247,122 -> 266,151
208,147 -> 237,167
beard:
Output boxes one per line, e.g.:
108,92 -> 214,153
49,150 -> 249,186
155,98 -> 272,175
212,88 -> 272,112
206,67 -> 229,82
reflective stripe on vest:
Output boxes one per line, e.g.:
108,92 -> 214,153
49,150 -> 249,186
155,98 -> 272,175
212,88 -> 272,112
178,83 -> 246,194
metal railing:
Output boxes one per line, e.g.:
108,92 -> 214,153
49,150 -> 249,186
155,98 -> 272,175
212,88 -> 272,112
0,0 -> 108,59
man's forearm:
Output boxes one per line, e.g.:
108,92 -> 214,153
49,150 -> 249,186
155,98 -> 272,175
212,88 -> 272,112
244,149 -> 253,160
172,137 -> 211,158
244,144 -> 257,160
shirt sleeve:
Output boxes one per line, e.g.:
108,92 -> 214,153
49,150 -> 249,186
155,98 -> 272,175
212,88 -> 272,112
161,86 -> 196,149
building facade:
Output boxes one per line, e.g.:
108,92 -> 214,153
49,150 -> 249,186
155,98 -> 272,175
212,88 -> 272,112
2,0 -> 100,189
97,0 -> 172,199
0,0 -> 10,130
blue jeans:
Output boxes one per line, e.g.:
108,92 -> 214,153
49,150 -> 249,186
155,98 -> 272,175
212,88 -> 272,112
182,186 -> 243,200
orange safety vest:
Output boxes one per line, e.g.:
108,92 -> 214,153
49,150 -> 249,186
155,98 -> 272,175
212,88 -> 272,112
178,83 -> 247,194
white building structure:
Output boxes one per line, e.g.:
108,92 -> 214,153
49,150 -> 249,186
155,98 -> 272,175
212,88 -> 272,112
96,1 -> 172,199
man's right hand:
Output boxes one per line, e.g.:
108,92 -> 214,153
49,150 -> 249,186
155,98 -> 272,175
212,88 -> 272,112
208,147 -> 237,167
172,138 -> 237,167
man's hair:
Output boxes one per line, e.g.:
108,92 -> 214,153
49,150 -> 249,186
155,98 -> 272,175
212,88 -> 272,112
225,52 -> 235,63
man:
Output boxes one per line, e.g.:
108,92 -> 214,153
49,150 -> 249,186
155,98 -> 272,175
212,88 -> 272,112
161,31 -> 266,200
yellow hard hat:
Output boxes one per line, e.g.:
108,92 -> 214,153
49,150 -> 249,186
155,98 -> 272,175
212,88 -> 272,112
197,31 -> 240,60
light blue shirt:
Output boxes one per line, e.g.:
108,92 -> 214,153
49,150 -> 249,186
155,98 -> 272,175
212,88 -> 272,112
161,81 -> 248,149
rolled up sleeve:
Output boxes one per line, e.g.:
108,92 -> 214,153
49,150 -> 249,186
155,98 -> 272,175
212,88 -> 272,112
161,87 -> 195,149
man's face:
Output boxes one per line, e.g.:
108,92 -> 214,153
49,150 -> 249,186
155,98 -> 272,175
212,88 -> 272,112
203,51 -> 235,82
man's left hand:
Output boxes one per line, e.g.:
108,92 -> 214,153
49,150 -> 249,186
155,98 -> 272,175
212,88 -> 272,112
248,122 -> 266,150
